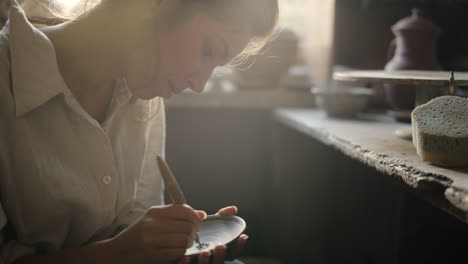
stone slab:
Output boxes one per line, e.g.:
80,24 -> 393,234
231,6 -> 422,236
274,109 -> 468,222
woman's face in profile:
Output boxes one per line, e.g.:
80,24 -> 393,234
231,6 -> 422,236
126,11 -> 250,100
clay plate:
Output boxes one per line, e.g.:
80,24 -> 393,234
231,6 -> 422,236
185,215 -> 246,256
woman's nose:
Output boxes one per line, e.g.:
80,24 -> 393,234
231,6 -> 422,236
189,66 -> 216,93
189,79 -> 205,93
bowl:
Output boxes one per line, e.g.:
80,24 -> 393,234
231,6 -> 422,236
185,215 -> 246,256
311,87 -> 374,118
279,65 -> 313,92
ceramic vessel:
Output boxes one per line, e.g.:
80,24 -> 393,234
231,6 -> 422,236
311,87 -> 374,118
384,8 -> 441,122
185,215 -> 246,256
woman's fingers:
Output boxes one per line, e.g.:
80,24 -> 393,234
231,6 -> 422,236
226,234 -> 249,260
148,247 -> 187,263
178,256 -> 192,264
151,233 -> 193,248
216,206 -> 238,216
212,245 -> 228,264
109,204 -> 207,264
195,210 -> 208,221
150,218 -> 195,235
141,205 -> 205,252
148,204 -> 201,225
198,251 -> 212,264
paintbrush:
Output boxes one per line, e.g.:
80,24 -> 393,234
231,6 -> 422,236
156,156 -> 201,245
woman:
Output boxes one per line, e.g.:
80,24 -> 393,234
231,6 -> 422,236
0,0 -> 278,263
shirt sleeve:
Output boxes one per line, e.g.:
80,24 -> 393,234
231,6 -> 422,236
112,98 -> 166,232
0,204 -> 36,264
0,0 -> 9,29
0,31 -> 37,264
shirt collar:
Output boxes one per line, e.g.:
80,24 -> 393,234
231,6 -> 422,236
7,0 -> 67,116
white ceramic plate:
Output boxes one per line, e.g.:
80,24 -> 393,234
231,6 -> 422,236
185,215 -> 246,256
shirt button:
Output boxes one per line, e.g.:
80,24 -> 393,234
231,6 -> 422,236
102,175 -> 112,185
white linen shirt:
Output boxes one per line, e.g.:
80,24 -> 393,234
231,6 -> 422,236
0,1 -> 166,263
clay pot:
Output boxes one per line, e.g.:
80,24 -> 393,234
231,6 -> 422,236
384,8 -> 441,122
234,27 -> 299,89
311,87 -> 374,118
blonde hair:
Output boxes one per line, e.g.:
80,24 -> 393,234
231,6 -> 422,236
156,0 -> 279,66
22,0 -> 278,66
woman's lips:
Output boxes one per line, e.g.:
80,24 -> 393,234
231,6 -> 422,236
188,80 -> 196,92
168,80 -> 183,95
168,80 -> 177,96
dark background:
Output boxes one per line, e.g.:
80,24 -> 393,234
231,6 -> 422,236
333,0 -> 468,71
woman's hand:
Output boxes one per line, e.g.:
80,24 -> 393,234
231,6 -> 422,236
108,204 -> 206,264
193,206 -> 248,264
